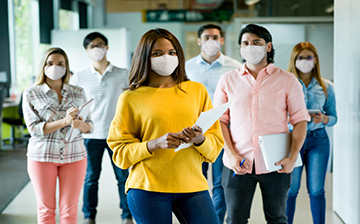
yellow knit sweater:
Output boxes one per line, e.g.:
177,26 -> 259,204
107,81 -> 224,193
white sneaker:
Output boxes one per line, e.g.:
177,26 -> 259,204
83,219 -> 96,224
122,218 -> 134,224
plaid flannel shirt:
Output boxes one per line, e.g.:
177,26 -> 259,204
23,83 -> 94,163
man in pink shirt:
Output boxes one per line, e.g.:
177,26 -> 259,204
213,24 -> 310,224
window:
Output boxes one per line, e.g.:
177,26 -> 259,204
13,0 -> 34,96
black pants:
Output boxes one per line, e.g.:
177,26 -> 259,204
222,166 -> 291,224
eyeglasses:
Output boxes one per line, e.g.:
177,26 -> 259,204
87,43 -> 106,49
297,55 -> 315,60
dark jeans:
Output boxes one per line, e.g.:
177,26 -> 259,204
127,189 -> 220,224
286,128 -> 330,224
82,139 -> 131,220
222,166 -> 290,224
202,149 -> 226,223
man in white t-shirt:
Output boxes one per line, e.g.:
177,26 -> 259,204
70,32 -> 133,224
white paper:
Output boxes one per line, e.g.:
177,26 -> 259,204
174,101 -> 232,152
65,98 -> 94,142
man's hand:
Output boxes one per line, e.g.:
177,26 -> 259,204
229,153 -> 251,175
275,156 -> 297,173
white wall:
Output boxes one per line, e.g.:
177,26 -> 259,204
232,18 -> 333,79
51,28 -> 131,72
104,12 -> 235,60
105,12 -> 183,55
306,23 -> 334,81
94,13 -> 333,81
91,0 -> 106,29
333,0 -> 360,223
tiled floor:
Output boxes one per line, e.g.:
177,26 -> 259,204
0,154 -> 344,224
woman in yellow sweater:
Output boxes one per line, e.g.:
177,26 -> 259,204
107,28 -> 224,224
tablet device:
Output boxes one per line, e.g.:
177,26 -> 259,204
308,109 -> 321,114
259,132 -> 303,172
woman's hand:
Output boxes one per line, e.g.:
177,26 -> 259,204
64,107 -> 78,126
310,111 -> 329,124
147,132 -> 189,153
71,116 -> 91,133
71,116 -> 83,128
181,125 -> 205,146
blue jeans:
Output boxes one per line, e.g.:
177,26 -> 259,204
127,189 -> 219,224
82,139 -> 132,220
286,128 -> 330,224
202,149 -> 226,223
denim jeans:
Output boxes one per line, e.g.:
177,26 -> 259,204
127,189 -> 219,224
82,139 -> 132,220
286,128 -> 330,224
222,166 -> 290,224
202,149 -> 226,223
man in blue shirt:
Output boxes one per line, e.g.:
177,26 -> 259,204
185,24 -> 242,224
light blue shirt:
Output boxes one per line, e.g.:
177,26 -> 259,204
185,53 -> 242,101
290,77 -> 337,131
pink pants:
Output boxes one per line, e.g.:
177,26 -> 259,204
27,158 -> 87,224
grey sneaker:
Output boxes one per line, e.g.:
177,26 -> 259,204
122,218 -> 134,224
83,218 -> 96,224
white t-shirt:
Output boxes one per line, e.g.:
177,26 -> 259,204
70,63 -> 128,139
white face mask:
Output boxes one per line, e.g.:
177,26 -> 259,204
87,47 -> 106,61
151,54 -> 179,77
201,40 -> 221,56
295,59 -> 315,73
240,45 -> 267,65
44,65 -> 66,81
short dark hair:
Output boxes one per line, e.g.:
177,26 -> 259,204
83,32 -> 108,49
197,24 -> 224,38
238,24 -> 275,64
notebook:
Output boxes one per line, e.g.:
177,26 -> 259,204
258,132 -> 302,172
65,98 -> 94,142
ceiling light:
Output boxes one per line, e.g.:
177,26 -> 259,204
245,0 -> 261,6
325,4 -> 334,13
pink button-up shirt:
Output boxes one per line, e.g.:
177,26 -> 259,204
213,63 -> 310,174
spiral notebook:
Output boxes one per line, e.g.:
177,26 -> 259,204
258,132 -> 302,172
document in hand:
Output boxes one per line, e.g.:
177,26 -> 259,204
174,101 -> 232,152
65,98 -> 94,142
258,132 -> 303,172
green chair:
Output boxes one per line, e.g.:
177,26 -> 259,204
2,93 -> 28,148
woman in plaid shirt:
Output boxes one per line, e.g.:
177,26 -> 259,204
22,47 -> 93,224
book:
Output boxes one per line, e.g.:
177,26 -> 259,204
65,98 -> 94,142
258,132 -> 302,172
